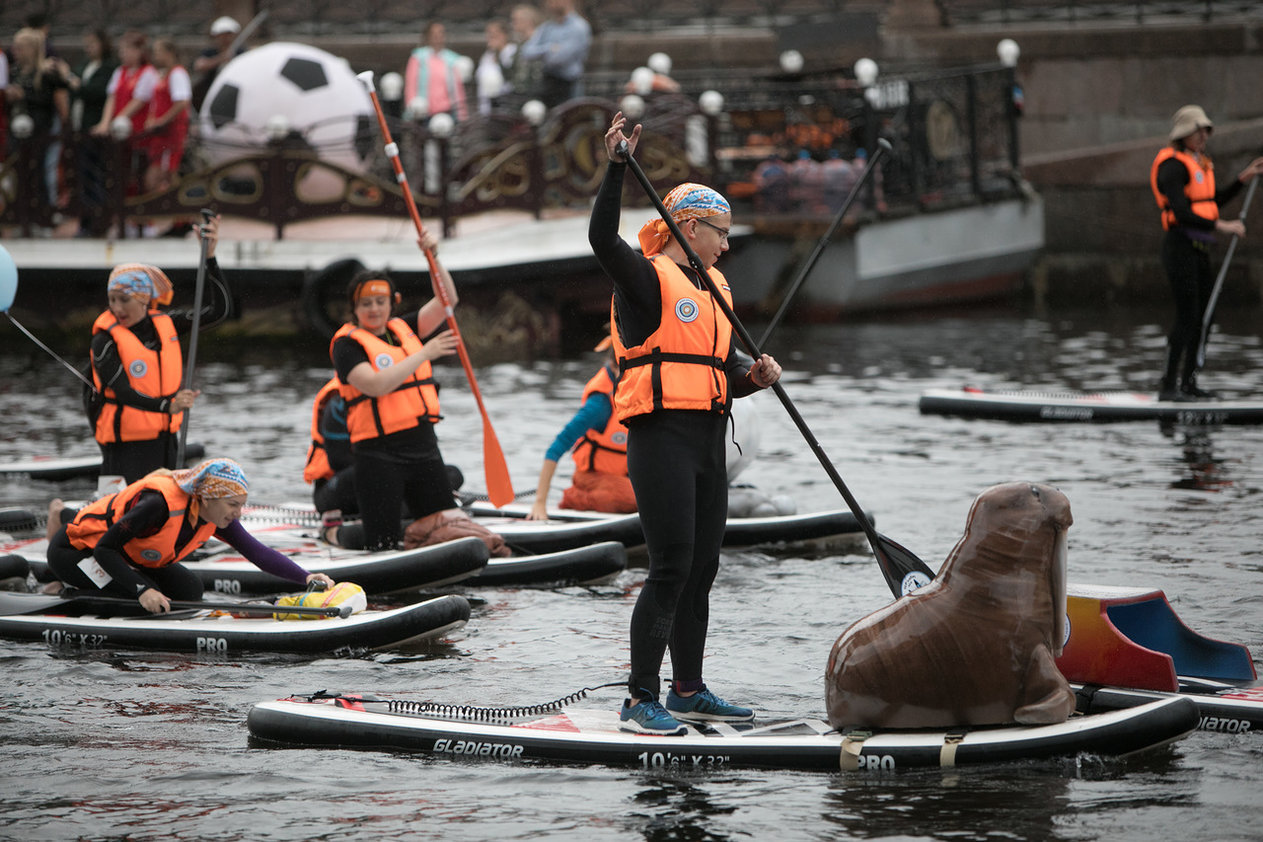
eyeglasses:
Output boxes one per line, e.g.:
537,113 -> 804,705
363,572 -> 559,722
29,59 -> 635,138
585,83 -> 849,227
696,218 -> 731,242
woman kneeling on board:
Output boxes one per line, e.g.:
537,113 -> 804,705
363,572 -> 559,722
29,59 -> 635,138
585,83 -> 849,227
46,458 -> 334,613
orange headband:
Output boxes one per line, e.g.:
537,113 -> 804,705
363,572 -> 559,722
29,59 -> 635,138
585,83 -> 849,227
354,279 -> 392,302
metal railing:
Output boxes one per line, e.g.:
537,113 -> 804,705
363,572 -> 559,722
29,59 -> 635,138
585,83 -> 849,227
0,62 -> 1025,239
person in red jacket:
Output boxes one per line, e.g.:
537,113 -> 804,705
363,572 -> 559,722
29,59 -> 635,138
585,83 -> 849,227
1150,104 -> 1263,400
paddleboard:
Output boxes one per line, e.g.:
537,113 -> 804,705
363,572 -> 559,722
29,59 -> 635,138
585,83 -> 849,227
1075,679 -> 1263,735
0,592 -> 470,655
0,443 -> 207,480
918,387 -> 1263,424
463,501 -> 867,553
247,691 -> 1197,771
0,529 -> 492,598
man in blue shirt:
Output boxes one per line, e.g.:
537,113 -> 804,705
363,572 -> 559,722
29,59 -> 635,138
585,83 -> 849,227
518,0 -> 591,108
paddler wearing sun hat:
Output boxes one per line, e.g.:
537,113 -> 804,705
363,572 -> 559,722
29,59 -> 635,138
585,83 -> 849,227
1150,105 -> 1263,401
591,111 -> 782,736
87,214 -> 232,483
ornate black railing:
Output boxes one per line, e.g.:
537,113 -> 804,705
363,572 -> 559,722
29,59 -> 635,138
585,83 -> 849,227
0,62 -> 1024,240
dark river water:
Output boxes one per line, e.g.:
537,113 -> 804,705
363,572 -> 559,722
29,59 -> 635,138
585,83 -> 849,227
1,301 -> 1260,841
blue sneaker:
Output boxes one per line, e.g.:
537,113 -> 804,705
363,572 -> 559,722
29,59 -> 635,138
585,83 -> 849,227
619,696 -> 688,735
665,686 -> 754,723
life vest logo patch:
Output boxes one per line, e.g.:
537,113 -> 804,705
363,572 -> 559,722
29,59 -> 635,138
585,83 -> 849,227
675,298 -> 699,323
611,431 -> 627,445
141,549 -> 162,562
129,360 -> 148,378
375,353 -> 394,369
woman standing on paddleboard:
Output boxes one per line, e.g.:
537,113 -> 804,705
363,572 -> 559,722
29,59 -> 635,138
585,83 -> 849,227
87,215 -> 230,483
46,458 -> 333,613
591,112 -> 781,735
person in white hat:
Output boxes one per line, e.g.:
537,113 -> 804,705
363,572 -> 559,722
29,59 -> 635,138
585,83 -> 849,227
1149,105 -> 1263,400
191,16 -> 243,110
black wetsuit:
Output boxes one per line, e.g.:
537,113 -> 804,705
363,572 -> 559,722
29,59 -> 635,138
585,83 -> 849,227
89,259 -> 232,482
590,161 -> 759,700
1154,157 -> 1244,393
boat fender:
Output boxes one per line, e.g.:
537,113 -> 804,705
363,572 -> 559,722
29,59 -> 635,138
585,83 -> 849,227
273,582 -> 367,621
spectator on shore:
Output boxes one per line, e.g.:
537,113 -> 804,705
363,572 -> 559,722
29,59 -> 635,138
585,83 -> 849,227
403,22 -> 469,123
517,0 -> 590,108
56,28 -> 117,236
4,27 -> 69,230
476,19 -> 516,115
92,31 -> 156,207
507,4 -> 543,105
143,38 -> 191,195
191,16 -> 243,111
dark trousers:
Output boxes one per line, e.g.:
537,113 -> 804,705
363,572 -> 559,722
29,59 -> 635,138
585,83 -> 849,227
625,410 -> 729,699
45,528 -> 202,600
1160,230 -> 1214,384
99,434 -> 179,484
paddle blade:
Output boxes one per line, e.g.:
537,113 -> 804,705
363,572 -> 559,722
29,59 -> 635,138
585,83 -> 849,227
482,423 -> 515,507
0,244 -> 16,313
872,533 -> 937,599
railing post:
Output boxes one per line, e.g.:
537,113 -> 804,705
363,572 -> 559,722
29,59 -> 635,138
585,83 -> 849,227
966,72 -> 981,199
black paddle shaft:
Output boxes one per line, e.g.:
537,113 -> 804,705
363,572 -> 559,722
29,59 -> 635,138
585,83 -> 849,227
615,142 -> 935,597
757,138 -> 892,348
176,208 -> 217,467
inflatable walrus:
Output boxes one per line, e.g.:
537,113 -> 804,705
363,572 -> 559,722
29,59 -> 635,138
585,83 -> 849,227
826,482 -> 1076,729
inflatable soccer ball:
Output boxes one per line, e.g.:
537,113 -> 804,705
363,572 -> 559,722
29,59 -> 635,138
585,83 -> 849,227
199,42 -> 374,173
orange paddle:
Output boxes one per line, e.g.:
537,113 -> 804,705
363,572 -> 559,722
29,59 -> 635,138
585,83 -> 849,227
358,71 -> 514,507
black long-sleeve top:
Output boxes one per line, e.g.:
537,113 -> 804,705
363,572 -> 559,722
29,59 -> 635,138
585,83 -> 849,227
89,490 -> 309,596
588,161 -> 758,401
90,258 -> 232,412
1155,156 -> 1244,232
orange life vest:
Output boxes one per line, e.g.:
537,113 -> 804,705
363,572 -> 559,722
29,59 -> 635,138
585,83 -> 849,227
1151,147 -> 1218,231
611,255 -> 733,422
91,310 -> 183,444
331,318 -> 441,443
303,377 -> 342,484
571,362 -> 629,476
66,474 -> 216,568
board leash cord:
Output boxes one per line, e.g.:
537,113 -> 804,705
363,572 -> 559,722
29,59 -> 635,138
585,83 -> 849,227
310,683 -> 627,722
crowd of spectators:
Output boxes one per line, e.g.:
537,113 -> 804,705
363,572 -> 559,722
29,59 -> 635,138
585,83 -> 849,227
1,5 -> 599,239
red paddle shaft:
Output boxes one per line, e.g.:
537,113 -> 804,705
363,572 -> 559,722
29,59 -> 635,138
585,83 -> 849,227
358,71 -> 514,507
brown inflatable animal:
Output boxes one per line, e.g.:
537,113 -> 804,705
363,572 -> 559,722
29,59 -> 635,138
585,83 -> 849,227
825,482 -> 1076,729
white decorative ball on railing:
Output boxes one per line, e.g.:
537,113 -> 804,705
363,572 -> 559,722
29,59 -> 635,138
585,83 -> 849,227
10,113 -> 34,139
698,90 -> 724,116
630,66 -> 655,96
647,52 -> 672,76
406,96 -> 430,121
428,112 -> 456,139
853,57 -> 878,86
619,94 -> 645,120
454,55 -> 475,83
521,99 -> 547,126
110,116 -> 133,140
265,114 -> 291,141
380,71 -> 404,100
